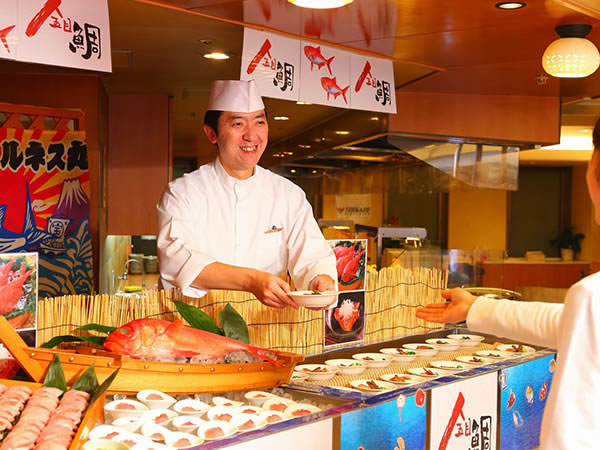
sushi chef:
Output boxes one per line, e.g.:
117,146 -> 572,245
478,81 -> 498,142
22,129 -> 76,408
416,116 -> 600,449
157,80 -> 336,308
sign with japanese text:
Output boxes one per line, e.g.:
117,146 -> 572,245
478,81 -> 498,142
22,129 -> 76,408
430,372 -> 498,450
241,28 -> 300,102
299,42 -> 351,107
351,54 -> 396,113
0,128 -> 94,299
0,0 -> 111,72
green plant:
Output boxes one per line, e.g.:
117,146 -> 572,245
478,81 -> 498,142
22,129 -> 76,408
549,227 -> 585,254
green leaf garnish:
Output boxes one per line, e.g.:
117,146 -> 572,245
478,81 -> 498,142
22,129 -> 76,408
71,363 -> 100,395
40,335 -> 106,348
89,367 -> 120,406
174,301 -> 223,336
219,303 -> 249,345
75,324 -> 117,334
43,355 -> 68,392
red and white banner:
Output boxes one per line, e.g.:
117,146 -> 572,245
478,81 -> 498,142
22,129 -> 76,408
351,54 -> 396,113
0,0 -> 111,72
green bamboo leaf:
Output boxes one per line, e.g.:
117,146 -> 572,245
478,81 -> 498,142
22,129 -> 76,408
218,303 -> 249,344
40,335 -> 106,349
75,324 -> 116,335
89,367 -> 120,406
70,363 -> 99,396
43,355 -> 67,392
174,301 -> 222,335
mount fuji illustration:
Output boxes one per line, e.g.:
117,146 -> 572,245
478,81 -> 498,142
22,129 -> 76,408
50,177 -> 90,236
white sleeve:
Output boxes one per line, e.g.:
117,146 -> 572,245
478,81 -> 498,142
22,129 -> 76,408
466,297 -> 563,348
285,188 -> 337,290
156,185 -> 216,296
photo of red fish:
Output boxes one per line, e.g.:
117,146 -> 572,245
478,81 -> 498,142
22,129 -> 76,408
506,389 -> 516,410
333,299 -> 360,332
303,45 -> 335,75
539,381 -> 548,401
415,389 -> 425,408
333,240 -> 366,291
320,77 -> 349,103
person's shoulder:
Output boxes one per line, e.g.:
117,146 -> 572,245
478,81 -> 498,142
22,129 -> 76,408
566,271 -> 600,305
258,166 -> 305,196
167,161 -> 215,193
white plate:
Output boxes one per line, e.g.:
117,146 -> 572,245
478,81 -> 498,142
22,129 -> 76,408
294,364 -> 339,380
112,417 -> 142,433
258,410 -> 288,424
496,344 -> 536,354
207,406 -> 236,422
286,403 -> 321,418
475,350 -> 513,359
197,421 -> 237,441
89,425 -> 126,442
379,348 -> 417,362
425,338 -> 461,351
402,343 -> 439,357
324,359 -> 367,375
104,400 -> 149,420
455,355 -> 495,365
349,379 -> 397,393
407,367 -> 451,378
263,397 -> 296,413
139,409 -> 177,426
430,360 -> 468,371
136,390 -> 176,410
290,372 -> 310,382
212,396 -> 244,407
164,432 -> 203,448
172,399 -> 210,416
289,291 -> 337,308
244,391 -> 274,406
230,413 -> 267,431
351,353 -> 393,368
379,373 -> 426,385
172,415 -> 206,434
447,334 -> 485,347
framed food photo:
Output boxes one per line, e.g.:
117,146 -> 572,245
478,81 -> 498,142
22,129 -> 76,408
330,239 -> 367,292
0,252 -> 38,346
324,290 -> 365,347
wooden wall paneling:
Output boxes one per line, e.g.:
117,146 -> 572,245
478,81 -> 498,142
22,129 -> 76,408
107,95 -> 171,235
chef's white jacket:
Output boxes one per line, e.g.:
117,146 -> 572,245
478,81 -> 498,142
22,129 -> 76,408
467,271 -> 600,449
157,157 -> 336,297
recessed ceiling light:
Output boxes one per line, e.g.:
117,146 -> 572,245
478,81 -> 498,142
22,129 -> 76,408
335,130 -> 350,135
298,144 -> 312,149
370,116 -> 380,121
495,2 -> 526,9
203,52 -> 229,60
284,151 -> 294,155
288,0 -> 354,9
274,116 -> 289,120
296,101 -> 312,105
312,170 -> 318,174
290,169 -> 297,173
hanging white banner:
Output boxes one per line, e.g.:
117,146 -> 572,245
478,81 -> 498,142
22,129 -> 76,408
350,54 -> 397,113
0,1 -> 18,60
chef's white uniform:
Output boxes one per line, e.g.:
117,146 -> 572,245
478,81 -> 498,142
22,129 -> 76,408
157,157 -> 336,297
467,271 -> 600,449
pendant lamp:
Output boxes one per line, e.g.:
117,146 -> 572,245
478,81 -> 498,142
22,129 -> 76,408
287,0 -> 354,9
542,24 -> 600,78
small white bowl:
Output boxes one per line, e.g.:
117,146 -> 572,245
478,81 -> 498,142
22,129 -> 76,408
212,396 -> 244,408
131,443 -> 170,450
113,433 -> 153,449
104,400 -> 149,420
455,355 -> 496,365
141,423 -> 171,442
290,372 -> 310,382
379,348 -> 417,362
172,399 -> 210,416
407,367 -> 452,378
244,391 -> 274,406
172,415 -> 205,433
139,409 -> 177,426
207,405 -> 236,422
136,390 -> 176,410
259,410 -> 288,424
402,343 -> 439,357
165,432 -> 203,448
349,379 -> 397,393
289,291 -> 337,309
430,360 -> 468,371
447,334 -> 485,347
425,338 -> 461,351
197,420 -> 237,440
112,416 -> 142,433
496,343 -> 536,354
262,397 -> 296,413
475,350 -> 512,359
231,413 -> 267,431
351,353 -> 393,368
329,386 -> 362,393
380,373 -> 426,385
83,440 -> 129,450
294,364 -> 339,381
286,403 -> 321,418
235,405 -> 263,415
89,425 -> 126,441
325,359 -> 367,375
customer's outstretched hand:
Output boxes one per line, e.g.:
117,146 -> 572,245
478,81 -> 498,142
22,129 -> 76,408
416,288 -> 477,323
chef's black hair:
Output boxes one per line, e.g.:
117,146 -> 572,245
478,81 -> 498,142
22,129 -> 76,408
203,109 -> 269,137
594,116 -> 600,151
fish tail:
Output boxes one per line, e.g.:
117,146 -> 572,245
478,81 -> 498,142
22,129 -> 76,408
341,85 -> 349,103
326,56 -> 335,75
246,345 -> 284,367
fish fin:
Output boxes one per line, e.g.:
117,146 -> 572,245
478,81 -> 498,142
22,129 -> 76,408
341,85 -> 349,104
326,56 -> 335,76
163,319 -> 185,339
245,345 -> 284,367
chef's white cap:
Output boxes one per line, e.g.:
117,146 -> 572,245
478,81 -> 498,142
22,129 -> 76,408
206,80 -> 265,113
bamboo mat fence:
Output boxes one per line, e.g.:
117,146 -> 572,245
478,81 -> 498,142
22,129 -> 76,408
37,266 -> 447,354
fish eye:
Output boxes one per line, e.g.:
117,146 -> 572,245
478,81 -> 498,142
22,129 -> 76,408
119,327 -> 131,335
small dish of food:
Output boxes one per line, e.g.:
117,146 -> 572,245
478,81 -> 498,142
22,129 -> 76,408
289,291 -> 338,309
172,415 -> 205,434
455,355 -> 495,365
294,364 -> 339,381
112,417 -> 142,433
207,405 -> 236,423
262,397 -> 296,413
379,348 -> 417,362
89,425 -> 126,442
430,360 -> 467,371
139,409 -> 177,426
351,353 -> 393,368
379,373 -> 426,385
407,367 -> 451,378
475,350 -> 512,359
446,334 -> 485,347
287,404 -> 321,417
401,343 -> 439,357
197,421 -> 237,441
212,396 -> 244,408
136,390 -> 176,410
244,391 -> 274,406
82,439 -> 129,450
496,344 -> 536,354
325,359 -> 367,375
258,410 -> 288,424
164,432 -> 203,449
104,400 -> 149,420
234,405 -> 263,416
172,399 -> 210,416
140,423 -> 171,442
425,338 -> 461,351
349,379 -> 397,393
289,372 -> 310,382
230,413 -> 267,431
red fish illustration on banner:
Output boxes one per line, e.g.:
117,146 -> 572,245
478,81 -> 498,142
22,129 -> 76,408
320,77 -> 349,103
303,45 -> 334,75
0,25 -> 15,53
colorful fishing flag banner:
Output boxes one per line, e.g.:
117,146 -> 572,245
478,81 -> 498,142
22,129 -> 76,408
0,128 -> 94,298
0,0 -> 111,72
241,28 -> 396,113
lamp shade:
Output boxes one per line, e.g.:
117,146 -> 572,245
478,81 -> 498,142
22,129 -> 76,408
287,0 -> 354,8
542,37 -> 600,78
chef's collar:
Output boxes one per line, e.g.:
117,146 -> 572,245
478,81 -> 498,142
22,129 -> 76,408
214,156 -> 259,190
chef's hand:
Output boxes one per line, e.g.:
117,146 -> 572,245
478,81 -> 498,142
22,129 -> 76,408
306,275 -> 337,310
415,288 -> 477,323
249,270 -> 299,309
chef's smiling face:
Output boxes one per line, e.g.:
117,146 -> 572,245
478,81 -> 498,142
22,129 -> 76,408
204,110 -> 268,180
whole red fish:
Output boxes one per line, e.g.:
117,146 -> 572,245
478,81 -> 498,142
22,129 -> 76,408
103,318 -> 282,366
304,45 -> 335,75
320,77 -> 349,103
0,259 -> 33,316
